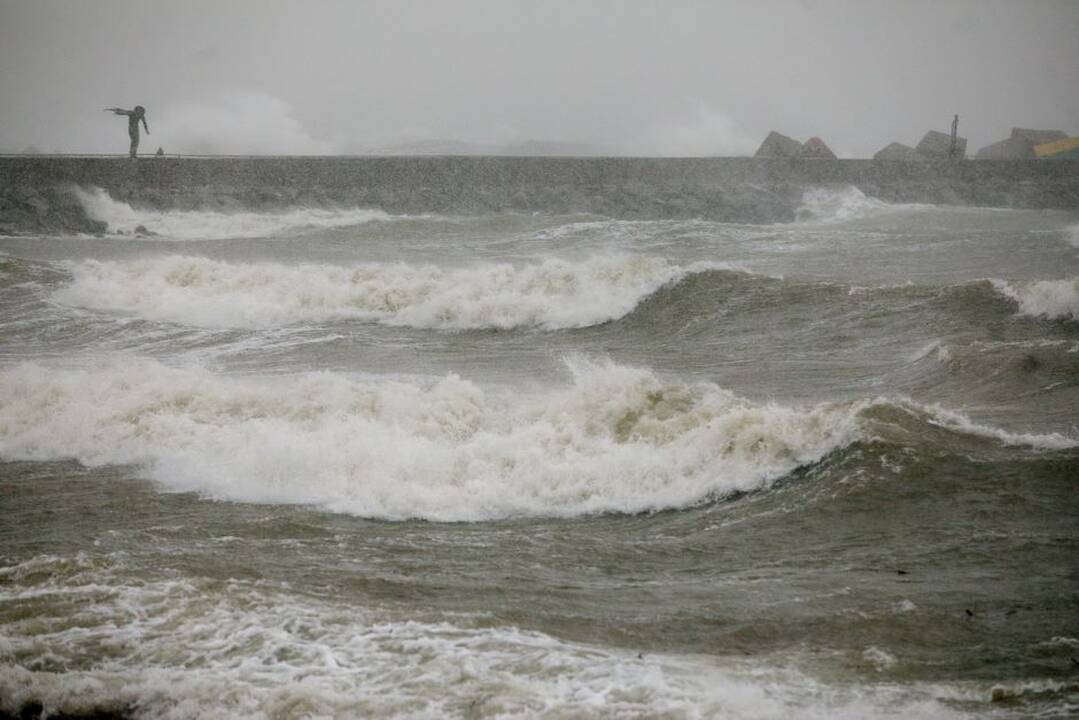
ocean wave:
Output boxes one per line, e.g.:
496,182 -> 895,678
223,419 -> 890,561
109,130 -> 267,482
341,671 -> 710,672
873,398 -> 1078,451
0,357 -> 860,521
54,254 -> 735,330
2,357 -> 1071,522
991,277 -> 1079,322
795,186 -> 928,224
0,554 -> 966,720
73,186 -> 391,239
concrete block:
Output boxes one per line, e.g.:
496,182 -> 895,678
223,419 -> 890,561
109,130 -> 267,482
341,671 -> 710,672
873,142 -> 924,161
800,137 -> 837,159
1011,128 -> 1068,145
976,136 -> 1035,160
916,130 -> 967,158
754,131 -> 802,158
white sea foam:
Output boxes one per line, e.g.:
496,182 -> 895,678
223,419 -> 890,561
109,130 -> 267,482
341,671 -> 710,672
0,357 -> 860,521
796,186 -> 927,223
1034,636 -> 1079,651
991,277 -> 1079,322
73,186 -> 390,239
0,554 -> 964,720
55,254 -> 726,330
862,646 -> 898,672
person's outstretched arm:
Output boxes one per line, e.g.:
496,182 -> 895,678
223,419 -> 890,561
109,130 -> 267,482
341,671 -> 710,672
142,116 -> 149,134
105,108 -> 132,116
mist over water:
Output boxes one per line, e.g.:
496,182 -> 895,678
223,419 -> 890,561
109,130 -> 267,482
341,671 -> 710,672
2,184 -> 1078,718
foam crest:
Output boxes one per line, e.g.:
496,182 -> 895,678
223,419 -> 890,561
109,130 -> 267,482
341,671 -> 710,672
73,186 -> 390,239
869,397 -> 1078,451
0,555 -> 963,720
0,357 -> 859,521
991,277 -> 1079,322
917,402 -> 1078,450
55,254 -> 720,330
796,186 -> 922,223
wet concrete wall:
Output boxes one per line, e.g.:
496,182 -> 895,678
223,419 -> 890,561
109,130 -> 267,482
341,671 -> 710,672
1,155 -> 1077,232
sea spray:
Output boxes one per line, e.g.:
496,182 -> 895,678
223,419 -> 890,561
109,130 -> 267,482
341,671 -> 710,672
991,277 -> 1079,322
795,186 -> 927,223
73,186 -> 391,239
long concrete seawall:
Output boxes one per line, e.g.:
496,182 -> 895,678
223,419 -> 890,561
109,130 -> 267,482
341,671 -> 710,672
1,155 -> 1077,233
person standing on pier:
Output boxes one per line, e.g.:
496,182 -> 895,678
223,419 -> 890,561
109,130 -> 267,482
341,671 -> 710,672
105,106 -> 149,158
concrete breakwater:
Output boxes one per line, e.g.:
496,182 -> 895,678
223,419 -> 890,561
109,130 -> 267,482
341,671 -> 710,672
1,155 -> 1077,234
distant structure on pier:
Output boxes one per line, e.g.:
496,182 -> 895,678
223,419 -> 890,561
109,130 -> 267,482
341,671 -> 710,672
872,142 -> 923,162
1032,136 -> 1079,160
800,137 -> 837,159
915,130 -> 967,159
754,131 -> 802,158
754,123 -> 1076,161
975,128 -> 1069,160
754,131 -> 837,159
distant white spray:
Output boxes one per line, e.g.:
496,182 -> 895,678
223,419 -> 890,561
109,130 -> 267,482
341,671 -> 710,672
796,186 -> 928,223
73,187 -> 389,239
153,92 -> 332,156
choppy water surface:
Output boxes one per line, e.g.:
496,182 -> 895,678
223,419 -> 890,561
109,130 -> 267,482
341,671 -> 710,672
1,186 -> 1077,718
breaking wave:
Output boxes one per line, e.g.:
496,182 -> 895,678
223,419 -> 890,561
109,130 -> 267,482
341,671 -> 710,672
1,357 -> 1071,522
0,357 -> 860,521
0,555 -> 966,720
991,277 -> 1079,322
73,186 -> 391,239
795,186 -> 927,223
54,254 -> 733,330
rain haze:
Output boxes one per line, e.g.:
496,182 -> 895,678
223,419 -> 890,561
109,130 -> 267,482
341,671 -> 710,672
3,2 -> 1079,720
1,0 -> 1077,157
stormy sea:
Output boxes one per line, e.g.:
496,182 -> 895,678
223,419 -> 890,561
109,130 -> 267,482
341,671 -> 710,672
1,179 -> 1077,719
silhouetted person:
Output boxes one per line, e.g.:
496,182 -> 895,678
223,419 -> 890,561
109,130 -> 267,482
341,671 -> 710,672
106,106 -> 149,158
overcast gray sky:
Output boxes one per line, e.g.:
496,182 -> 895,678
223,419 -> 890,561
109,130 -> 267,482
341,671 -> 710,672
1,0 -> 1076,157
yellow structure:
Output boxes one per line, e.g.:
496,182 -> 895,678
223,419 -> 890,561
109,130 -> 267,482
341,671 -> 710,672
1033,136 -> 1079,159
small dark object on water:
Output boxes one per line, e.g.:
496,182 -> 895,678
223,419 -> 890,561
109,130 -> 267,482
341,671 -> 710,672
965,608 -> 974,617
896,569 -> 908,575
